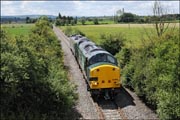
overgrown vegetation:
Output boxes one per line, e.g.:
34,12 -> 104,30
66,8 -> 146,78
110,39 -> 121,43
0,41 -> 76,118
116,30 -> 180,119
115,2 -> 180,119
1,17 -> 77,119
63,26 -> 86,36
99,33 -> 125,55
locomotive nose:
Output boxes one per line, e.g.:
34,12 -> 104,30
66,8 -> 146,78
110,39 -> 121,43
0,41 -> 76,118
89,65 -> 121,89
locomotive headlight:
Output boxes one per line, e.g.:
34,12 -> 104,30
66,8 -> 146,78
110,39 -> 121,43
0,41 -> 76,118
94,82 -> 97,85
91,81 -> 98,86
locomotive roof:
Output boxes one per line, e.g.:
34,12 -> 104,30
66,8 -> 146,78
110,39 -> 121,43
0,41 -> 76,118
70,34 -> 113,60
78,39 -> 112,59
79,41 -> 95,55
69,34 -> 86,43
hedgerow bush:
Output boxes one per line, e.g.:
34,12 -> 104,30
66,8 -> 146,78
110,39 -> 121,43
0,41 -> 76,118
119,30 -> 180,119
100,33 -> 126,55
63,26 -> 85,36
1,17 -> 77,119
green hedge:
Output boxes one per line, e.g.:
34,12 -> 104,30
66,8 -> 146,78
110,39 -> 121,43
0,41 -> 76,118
100,33 -> 125,55
117,31 -> 180,119
1,17 -> 77,119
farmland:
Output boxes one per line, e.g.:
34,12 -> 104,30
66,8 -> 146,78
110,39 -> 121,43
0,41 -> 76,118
1,24 -> 34,36
60,23 -> 179,48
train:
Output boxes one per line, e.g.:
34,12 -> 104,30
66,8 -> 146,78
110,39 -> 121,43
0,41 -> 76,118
69,34 -> 121,99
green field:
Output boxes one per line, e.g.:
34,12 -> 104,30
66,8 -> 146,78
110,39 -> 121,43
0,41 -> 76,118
60,23 -> 179,48
1,24 -> 34,36
77,19 -> 114,25
60,24 -> 156,48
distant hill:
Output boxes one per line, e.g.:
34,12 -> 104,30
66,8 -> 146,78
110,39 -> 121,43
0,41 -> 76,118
1,15 -> 57,19
1,15 -> 57,23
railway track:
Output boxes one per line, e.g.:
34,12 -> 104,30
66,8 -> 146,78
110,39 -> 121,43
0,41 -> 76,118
95,98 -> 127,120
53,25 -> 71,48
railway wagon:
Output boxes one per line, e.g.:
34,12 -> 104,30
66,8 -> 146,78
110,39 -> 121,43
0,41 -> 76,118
69,34 -> 121,99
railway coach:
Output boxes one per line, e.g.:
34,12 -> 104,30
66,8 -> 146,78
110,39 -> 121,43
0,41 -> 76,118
69,34 -> 121,99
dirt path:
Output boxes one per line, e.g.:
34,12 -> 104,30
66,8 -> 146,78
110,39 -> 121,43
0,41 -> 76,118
53,25 -> 158,119
53,26 -> 98,119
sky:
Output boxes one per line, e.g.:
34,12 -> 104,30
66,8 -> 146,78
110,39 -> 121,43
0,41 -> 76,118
1,1 -> 179,16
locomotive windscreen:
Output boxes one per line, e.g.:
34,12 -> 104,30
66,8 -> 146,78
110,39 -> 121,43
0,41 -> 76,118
88,53 -> 117,66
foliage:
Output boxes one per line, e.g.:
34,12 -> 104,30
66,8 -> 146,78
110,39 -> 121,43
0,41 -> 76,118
93,18 -> 99,25
26,17 -> 37,23
56,13 -> 75,26
152,1 -> 173,37
1,17 -> 77,119
100,33 -> 126,55
119,12 -> 136,23
116,47 -> 131,69
63,26 -> 85,36
81,17 -> 86,25
121,31 -> 180,119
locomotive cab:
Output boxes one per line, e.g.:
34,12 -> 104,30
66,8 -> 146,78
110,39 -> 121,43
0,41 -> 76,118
87,53 -> 120,89
87,52 -> 121,99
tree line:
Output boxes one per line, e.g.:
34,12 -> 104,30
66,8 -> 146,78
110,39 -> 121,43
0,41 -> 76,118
55,13 -> 100,26
54,12 -> 179,26
114,12 -> 179,23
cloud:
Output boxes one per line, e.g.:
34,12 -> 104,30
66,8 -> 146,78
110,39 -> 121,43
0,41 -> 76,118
1,1 -> 14,5
1,1 -> 179,16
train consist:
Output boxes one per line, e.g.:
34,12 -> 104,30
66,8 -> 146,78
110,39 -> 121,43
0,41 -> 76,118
69,34 -> 121,99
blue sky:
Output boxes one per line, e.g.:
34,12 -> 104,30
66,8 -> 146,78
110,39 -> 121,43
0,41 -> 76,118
1,1 -> 179,16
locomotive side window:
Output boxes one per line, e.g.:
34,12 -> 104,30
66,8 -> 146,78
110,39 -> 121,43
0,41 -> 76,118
107,55 -> 115,64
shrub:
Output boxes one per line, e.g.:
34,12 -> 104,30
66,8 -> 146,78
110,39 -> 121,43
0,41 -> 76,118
73,28 -> 85,36
93,18 -> 99,25
64,27 -> 85,36
64,26 -> 73,36
1,18 -> 77,119
100,33 -> 126,55
116,47 -> 131,69
122,31 -> 180,119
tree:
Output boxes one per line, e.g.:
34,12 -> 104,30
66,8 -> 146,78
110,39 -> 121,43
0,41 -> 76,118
119,13 -> 135,23
26,17 -> 30,23
93,18 -> 99,25
58,13 -> 62,19
62,16 -> 66,20
74,16 -> 78,24
81,17 -> 86,25
152,0 -> 172,37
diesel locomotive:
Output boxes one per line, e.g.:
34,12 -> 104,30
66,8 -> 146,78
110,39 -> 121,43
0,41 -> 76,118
69,34 -> 121,99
